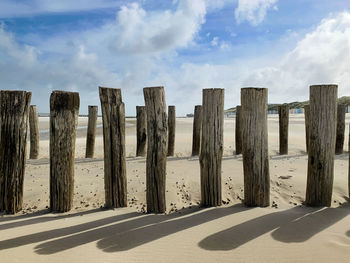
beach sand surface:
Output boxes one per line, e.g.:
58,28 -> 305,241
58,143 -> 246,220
1,114 -> 349,262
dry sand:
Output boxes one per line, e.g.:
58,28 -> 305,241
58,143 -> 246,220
1,114 -> 349,262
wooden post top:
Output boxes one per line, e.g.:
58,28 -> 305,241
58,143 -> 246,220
98,87 -> 122,104
310,84 -> 337,88
88,105 -> 98,109
143,86 -> 164,90
50,90 -> 79,111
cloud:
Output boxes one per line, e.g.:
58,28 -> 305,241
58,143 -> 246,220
110,1 -> 206,54
235,0 -> 278,26
240,11 -> 350,101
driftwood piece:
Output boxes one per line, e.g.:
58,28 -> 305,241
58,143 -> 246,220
50,91 -> 79,212
235,105 -> 242,155
99,87 -> 127,208
144,87 -> 167,213
335,104 -> 346,154
191,105 -> 202,156
167,105 -> 176,156
0,90 -> 31,214
306,84 -> 337,207
136,106 -> 147,157
85,105 -> 98,158
278,104 -> 289,155
241,88 -> 270,207
199,89 -> 224,207
29,105 -> 39,159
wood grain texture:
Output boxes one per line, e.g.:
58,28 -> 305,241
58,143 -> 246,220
278,105 -> 289,155
191,105 -> 202,156
235,105 -> 242,155
99,87 -> 127,208
304,105 -> 310,153
136,106 -> 147,157
143,87 -> 167,213
85,105 -> 98,158
29,105 -> 39,159
199,89 -> 224,207
50,91 -> 79,213
241,88 -> 270,207
335,104 -> 346,155
0,90 -> 31,214
306,84 -> 337,207
167,105 -> 176,156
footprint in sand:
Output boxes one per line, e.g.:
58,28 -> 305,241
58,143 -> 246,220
279,175 -> 293,179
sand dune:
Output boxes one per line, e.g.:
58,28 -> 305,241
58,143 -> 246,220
0,115 -> 349,262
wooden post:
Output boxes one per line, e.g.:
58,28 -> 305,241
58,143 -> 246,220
167,105 -> 176,156
304,105 -> 310,153
306,84 -> 337,207
335,104 -> 346,155
278,104 -> 289,155
136,106 -> 147,157
235,105 -> 242,155
29,105 -> 39,159
199,89 -> 224,207
0,90 -> 31,214
241,88 -> 269,207
191,105 -> 202,156
85,105 -> 98,158
99,87 -> 127,208
50,91 -> 79,213
143,87 -> 167,213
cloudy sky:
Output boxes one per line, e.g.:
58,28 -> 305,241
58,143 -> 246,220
1,0 -> 350,115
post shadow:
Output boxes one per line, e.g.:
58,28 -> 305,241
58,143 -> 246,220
198,204 -> 350,251
346,230 -> 350,237
0,208 -> 104,231
33,204 -> 245,254
0,212 -> 140,251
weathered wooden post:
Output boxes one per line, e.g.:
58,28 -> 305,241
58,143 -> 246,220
136,106 -> 147,157
335,104 -> 346,155
235,105 -> 242,155
167,105 -> 176,156
99,87 -> 127,208
50,91 -> 79,212
306,85 -> 337,207
278,104 -> 289,155
304,105 -> 310,153
0,91 -> 31,214
144,87 -> 167,213
199,89 -> 224,207
85,105 -> 98,158
241,88 -> 269,207
191,105 -> 202,156
29,105 -> 39,159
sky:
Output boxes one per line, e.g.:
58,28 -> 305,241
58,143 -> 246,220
1,0 -> 350,115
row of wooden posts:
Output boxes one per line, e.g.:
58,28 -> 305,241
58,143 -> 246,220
0,84 -> 348,214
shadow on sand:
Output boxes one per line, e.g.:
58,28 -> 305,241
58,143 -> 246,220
198,203 -> 350,251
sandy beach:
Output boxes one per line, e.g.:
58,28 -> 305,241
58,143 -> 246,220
0,114 -> 349,262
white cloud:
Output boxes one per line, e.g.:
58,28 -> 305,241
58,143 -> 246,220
211,36 -> 219,46
235,0 -> 278,26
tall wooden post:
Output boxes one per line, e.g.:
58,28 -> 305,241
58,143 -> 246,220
335,104 -> 346,155
304,105 -> 310,153
85,105 -> 98,158
144,87 -> 167,213
167,105 -> 176,156
29,105 -> 39,159
136,106 -> 147,157
306,85 -> 337,207
50,91 -> 79,212
241,88 -> 269,207
191,105 -> 202,156
235,105 -> 242,155
199,89 -> 224,207
278,104 -> 289,155
0,90 -> 31,214
99,87 -> 127,208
